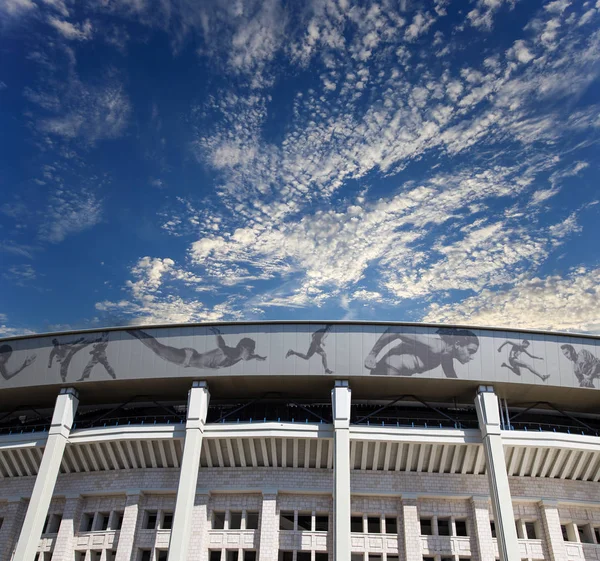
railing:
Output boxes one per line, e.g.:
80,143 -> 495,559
506,421 -> 599,437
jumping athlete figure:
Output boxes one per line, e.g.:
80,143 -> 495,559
364,327 -> 479,378
127,327 -> 267,370
497,340 -> 550,382
561,344 -> 600,388
77,332 -> 117,381
286,325 -> 334,374
48,335 -> 101,382
0,344 -> 36,381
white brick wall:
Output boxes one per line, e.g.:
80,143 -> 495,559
3,467 -> 600,560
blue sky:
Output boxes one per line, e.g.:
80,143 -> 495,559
1,0 -> 600,336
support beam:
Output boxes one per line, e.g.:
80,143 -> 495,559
332,380 -> 352,561
167,381 -> 210,561
13,388 -> 79,561
475,386 -> 520,561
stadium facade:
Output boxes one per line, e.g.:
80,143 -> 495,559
1,321 -> 600,561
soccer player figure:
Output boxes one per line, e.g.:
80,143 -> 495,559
0,344 -> 36,381
48,335 -> 100,382
127,326 -> 267,369
364,327 -> 479,378
561,344 -> 600,388
286,324 -> 334,374
497,339 -> 550,382
77,332 -> 117,381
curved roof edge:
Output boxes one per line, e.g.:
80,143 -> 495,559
2,319 -> 599,344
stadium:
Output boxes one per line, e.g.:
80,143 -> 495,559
1,321 -> 600,561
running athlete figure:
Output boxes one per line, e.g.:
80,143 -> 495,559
364,327 -> 479,378
127,327 -> 267,370
497,340 -> 550,382
77,332 -> 117,381
0,344 -> 36,381
286,325 -> 334,374
561,344 -> 600,388
48,335 -> 101,382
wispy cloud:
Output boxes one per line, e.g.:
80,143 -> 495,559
95,256 -> 238,325
0,314 -> 36,337
424,267 -> 600,333
39,187 -> 102,243
48,17 -> 93,40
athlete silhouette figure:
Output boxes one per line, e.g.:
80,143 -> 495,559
127,327 -> 266,369
561,344 -> 600,388
498,340 -> 550,382
364,327 -> 479,378
48,335 -> 101,382
0,344 -> 36,381
286,325 -> 334,374
77,332 -> 117,381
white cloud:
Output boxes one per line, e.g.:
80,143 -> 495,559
423,268 -> 600,333
95,256 -> 238,325
48,17 -> 93,40
0,314 -> 36,337
0,0 -> 36,17
468,0 -> 514,29
39,188 -> 102,243
38,82 -> 131,143
404,11 -> 435,41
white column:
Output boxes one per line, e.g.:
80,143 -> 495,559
401,494 -> 422,561
475,386 -> 520,561
168,381 -> 210,561
257,490 -> 279,561
539,500 -> 567,561
13,388 -> 79,561
471,496 -> 495,561
115,490 -> 142,561
52,494 -> 83,561
332,380 -> 352,561
0,497 -> 27,561
187,491 -> 210,561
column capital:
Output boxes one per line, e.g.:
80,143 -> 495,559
59,387 -> 79,398
471,495 -> 491,509
331,381 -> 351,429
539,499 -> 559,508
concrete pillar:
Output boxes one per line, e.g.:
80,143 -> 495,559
188,492 -> 210,561
471,496 -> 495,561
475,386 -> 520,561
168,381 -> 210,561
52,494 -> 83,561
13,388 -> 79,561
115,490 -> 142,561
539,500 -> 567,561
258,490 -> 279,561
0,497 -> 27,561
332,380 -> 351,561
401,494 -> 422,561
